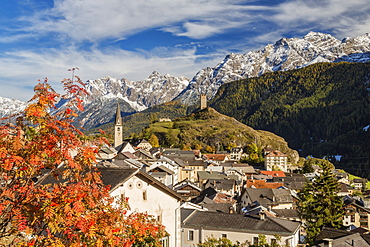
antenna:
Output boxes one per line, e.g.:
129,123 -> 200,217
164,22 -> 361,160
68,67 -> 79,83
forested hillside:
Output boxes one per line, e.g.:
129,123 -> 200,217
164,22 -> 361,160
141,107 -> 299,163
210,62 -> 370,177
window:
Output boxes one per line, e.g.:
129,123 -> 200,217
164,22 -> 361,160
253,237 -> 259,245
160,237 -> 169,247
271,239 -> 277,245
221,233 -> 227,239
143,190 -> 147,201
188,230 -> 194,241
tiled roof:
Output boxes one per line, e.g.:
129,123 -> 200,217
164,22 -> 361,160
203,154 -> 227,161
265,150 -> 288,157
120,151 -> 139,159
260,171 -> 286,177
246,180 -> 284,189
183,211 -> 300,235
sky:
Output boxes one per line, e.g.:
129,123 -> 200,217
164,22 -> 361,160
0,0 -> 369,101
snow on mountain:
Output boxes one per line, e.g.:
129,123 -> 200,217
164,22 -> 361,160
84,71 -> 189,111
74,71 -> 190,128
0,96 -> 28,119
175,31 -> 370,105
2,31 -> 370,130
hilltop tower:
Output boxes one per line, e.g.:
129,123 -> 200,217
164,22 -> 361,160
200,94 -> 207,110
114,103 -> 123,148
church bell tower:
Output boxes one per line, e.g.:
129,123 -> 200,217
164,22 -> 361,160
114,103 -> 123,148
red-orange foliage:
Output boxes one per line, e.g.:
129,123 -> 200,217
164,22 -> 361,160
0,77 -> 165,246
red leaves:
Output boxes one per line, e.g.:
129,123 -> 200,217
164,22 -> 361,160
0,75 -> 165,246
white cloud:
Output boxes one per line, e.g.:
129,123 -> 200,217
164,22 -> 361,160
273,0 -> 370,37
13,0 -> 270,42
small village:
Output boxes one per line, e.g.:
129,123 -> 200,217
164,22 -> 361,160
93,103 -> 370,247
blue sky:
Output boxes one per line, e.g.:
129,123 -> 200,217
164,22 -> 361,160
0,0 -> 369,101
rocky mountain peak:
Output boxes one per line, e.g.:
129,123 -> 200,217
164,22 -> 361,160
175,31 -> 370,105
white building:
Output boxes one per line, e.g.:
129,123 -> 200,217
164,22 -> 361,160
99,167 -> 184,247
264,150 -> 289,172
181,209 -> 300,247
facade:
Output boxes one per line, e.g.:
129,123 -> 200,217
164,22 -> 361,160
99,168 -> 184,247
135,139 -> 153,151
264,150 -> 289,172
181,210 -> 300,247
343,198 -> 370,229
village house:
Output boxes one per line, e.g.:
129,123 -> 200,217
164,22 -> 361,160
264,150 -> 289,172
134,139 -> 152,151
173,179 -> 202,200
99,167 -> 185,247
197,171 -> 228,188
204,178 -> 238,196
313,227 -> 370,246
190,187 -> 237,213
240,188 -> 294,211
352,178 -> 367,191
181,209 -> 300,247
203,153 -> 229,164
343,196 -> 370,230
228,147 -> 244,161
272,173 -> 307,192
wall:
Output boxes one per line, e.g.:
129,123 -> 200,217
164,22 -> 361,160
111,176 -> 182,247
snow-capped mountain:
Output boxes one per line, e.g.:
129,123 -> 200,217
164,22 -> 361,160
175,31 -> 370,104
76,71 -> 189,128
84,71 -> 189,110
0,96 -> 28,120
1,32 -> 370,129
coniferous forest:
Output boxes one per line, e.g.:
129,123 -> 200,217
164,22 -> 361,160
210,62 -> 370,177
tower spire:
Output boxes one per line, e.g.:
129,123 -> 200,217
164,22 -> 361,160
114,102 -> 123,148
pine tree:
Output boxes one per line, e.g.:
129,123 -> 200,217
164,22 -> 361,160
297,159 -> 343,245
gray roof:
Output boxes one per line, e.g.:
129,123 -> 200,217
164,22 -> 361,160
272,209 -> 299,218
148,165 -> 174,175
205,179 -> 235,191
183,210 -> 300,235
314,227 -> 370,246
98,167 -> 185,201
202,203 -> 234,213
134,149 -> 155,159
172,157 -> 187,167
98,167 -> 139,190
198,171 -> 227,181
243,188 -> 293,206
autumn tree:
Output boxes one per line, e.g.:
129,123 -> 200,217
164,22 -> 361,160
0,77 -> 165,246
149,133 -> 160,147
244,143 -> 264,164
297,159 -> 343,245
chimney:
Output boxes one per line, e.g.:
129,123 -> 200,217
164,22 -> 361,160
259,211 -> 266,221
323,239 -> 333,247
